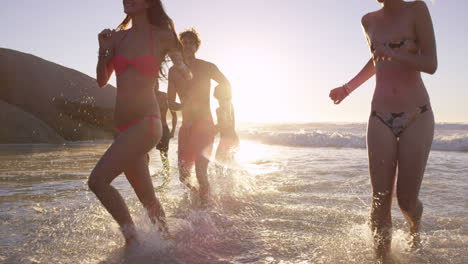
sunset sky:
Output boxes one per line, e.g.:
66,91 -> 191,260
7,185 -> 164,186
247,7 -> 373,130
2,0 -> 467,122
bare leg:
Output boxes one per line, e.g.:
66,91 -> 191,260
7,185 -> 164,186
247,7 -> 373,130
88,118 -> 162,244
367,117 -> 398,261
124,155 -> 167,234
178,160 -> 198,192
177,125 -> 198,192
195,143 -> 213,203
195,157 -> 211,203
151,150 -> 171,192
215,141 -> 225,165
396,111 -> 434,248
160,150 -> 170,178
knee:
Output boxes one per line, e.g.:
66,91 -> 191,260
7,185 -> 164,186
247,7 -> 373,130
195,154 -> 209,164
372,190 -> 392,207
397,192 -> 421,212
87,177 -> 99,193
397,194 -> 420,212
87,171 -> 106,193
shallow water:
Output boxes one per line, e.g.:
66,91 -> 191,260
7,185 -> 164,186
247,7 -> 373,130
1,125 -> 467,263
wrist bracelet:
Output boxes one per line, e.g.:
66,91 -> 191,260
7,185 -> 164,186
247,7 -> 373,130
343,83 -> 352,95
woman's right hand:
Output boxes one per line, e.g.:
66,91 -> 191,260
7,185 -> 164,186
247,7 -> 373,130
329,86 -> 349,105
98,29 -> 115,52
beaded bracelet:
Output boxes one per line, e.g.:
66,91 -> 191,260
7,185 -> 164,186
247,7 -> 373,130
343,83 -> 352,96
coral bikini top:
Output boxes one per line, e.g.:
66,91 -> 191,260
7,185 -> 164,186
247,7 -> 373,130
109,28 -> 160,77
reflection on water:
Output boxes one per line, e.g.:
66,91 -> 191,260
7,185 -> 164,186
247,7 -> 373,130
0,141 -> 467,263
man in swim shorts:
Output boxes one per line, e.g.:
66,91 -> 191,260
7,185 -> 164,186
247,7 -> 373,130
167,28 -> 232,203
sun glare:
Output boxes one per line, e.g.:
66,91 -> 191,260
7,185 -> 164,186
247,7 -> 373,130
219,48 -> 292,123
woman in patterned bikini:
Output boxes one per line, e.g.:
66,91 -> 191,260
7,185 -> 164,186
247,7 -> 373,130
329,0 -> 437,261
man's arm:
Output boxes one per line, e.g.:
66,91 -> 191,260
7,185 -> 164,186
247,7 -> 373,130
210,63 -> 234,126
211,63 -> 232,102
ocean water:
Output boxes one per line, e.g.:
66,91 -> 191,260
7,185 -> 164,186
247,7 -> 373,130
1,123 -> 467,264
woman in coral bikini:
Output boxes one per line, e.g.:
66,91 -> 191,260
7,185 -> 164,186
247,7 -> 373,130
88,0 -> 191,246
329,0 -> 437,262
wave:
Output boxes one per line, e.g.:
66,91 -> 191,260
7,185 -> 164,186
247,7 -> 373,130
239,129 -> 468,152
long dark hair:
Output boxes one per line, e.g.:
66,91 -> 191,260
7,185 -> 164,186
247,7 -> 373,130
116,0 -> 182,79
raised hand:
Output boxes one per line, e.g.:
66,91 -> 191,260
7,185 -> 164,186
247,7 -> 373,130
329,86 -> 349,105
98,29 -> 115,58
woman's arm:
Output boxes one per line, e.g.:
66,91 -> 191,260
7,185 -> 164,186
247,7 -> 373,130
329,15 -> 376,104
169,50 -> 192,80
329,58 -> 375,104
374,2 -> 437,74
167,67 -> 183,111
348,14 -> 377,92
161,29 -> 193,80
96,57 -> 113,88
346,58 -> 375,93
96,29 -> 115,88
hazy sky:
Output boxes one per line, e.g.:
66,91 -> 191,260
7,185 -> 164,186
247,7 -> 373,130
1,0 -> 467,123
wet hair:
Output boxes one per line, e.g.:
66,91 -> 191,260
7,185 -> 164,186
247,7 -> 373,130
179,28 -> 202,51
116,0 -> 182,79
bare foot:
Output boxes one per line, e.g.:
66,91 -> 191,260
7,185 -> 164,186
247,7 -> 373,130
121,224 -> 138,248
187,183 -> 199,193
180,175 -> 199,193
408,202 -> 423,250
198,182 -> 211,204
200,197 -> 214,209
373,227 -> 392,263
377,254 -> 394,264
408,232 -> 422,251
124,234 -> 139,250
156,217 -> 172,239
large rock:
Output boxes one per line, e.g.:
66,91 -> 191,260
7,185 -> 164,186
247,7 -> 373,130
0,48 -> 116,143
0,100 -> 65,144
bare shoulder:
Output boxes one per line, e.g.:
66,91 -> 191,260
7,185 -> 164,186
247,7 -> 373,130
361,13 -> 371,27
198,59 -> 218,72
409,0 -> 430,17
199,59 -> 215,68
361,11 -> 379,29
